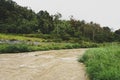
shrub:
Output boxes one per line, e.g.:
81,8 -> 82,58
80,42 -> 99,48
0,44 -> 31,53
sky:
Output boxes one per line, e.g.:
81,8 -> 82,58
13,0 -> 120,31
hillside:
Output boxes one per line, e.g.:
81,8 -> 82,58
0,0 -> 120,43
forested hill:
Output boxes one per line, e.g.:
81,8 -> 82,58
0,0 -> 120,43
0,0 -> 37,33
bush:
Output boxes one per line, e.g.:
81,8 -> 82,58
80,41 -> 99,48
0,44 -> 31,53
65,44 -> 73,49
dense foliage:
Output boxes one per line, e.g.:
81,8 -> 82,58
0,0 -> 120,43
79,44 -> 120,80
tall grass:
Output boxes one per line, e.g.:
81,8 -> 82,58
79,45 -> 120,80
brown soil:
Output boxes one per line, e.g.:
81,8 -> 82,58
0,49 -> 89,80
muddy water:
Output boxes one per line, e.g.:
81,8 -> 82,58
0,49 -> 89,80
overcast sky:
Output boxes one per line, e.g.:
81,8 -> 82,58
13,0 -> 120,31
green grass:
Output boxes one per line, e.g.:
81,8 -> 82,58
0,33 -> 44,42
0,43 -> 82,53
0,44 -> 31,53
79,45 -> 120,80
0,33 -> 100,53
0,42 -> 99,53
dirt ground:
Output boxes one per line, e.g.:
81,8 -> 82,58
0,49 -> 89,80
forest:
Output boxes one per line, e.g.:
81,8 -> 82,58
0,0 -> 120,43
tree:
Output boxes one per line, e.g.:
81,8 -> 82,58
37,10 -> 54,34
0,0 -> 38,34
115,29 -> 120,41
115,29 -> 120,35
52,13 -> 62,36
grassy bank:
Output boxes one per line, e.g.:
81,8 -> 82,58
79,45 -> 120,80
0,42 -> 99,53
0,33 -> 100,53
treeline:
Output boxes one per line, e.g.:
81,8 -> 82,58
0,0 -> 120,43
